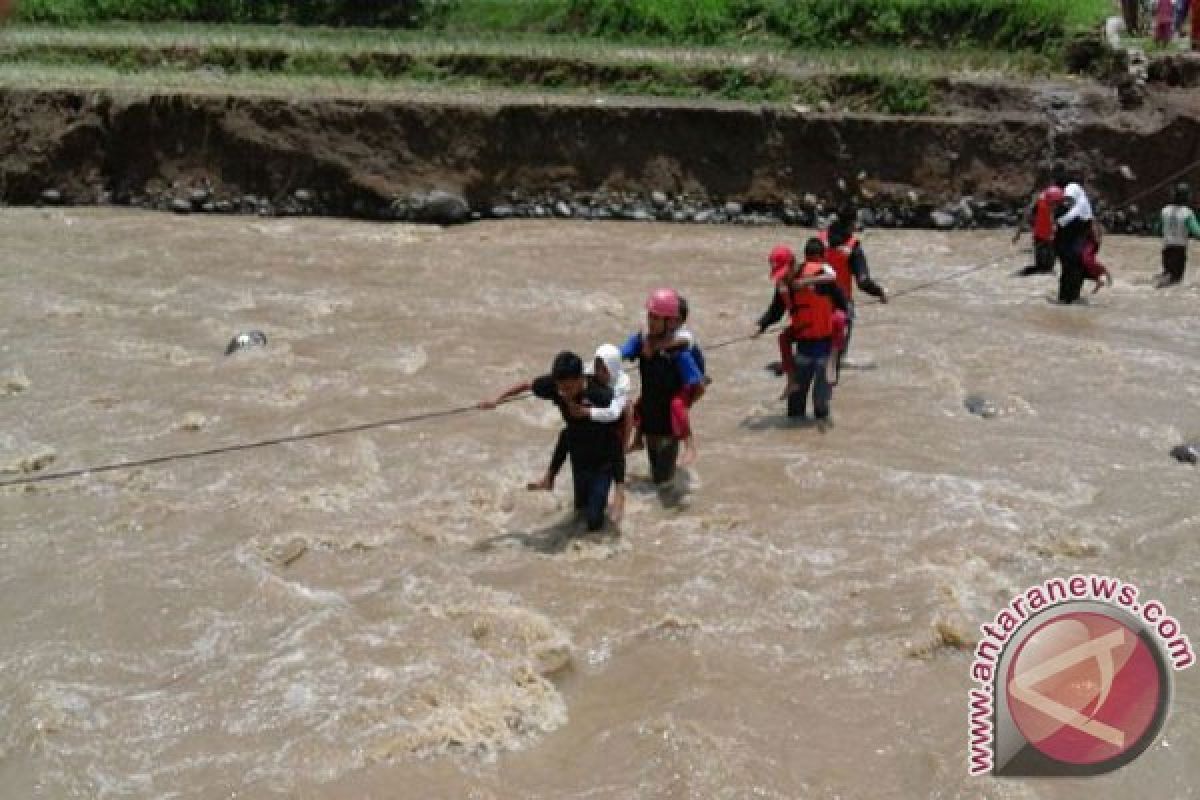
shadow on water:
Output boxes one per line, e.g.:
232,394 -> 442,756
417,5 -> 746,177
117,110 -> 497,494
739,413 -> 832,435
472,514 -> 621,555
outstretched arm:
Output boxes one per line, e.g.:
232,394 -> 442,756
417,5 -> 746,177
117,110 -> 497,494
850,245 -> 887,302
756,289 -> 786,334
478,380 -> 532,409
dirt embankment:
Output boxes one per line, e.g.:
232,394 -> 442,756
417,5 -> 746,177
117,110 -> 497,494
2,82 -> 1200,227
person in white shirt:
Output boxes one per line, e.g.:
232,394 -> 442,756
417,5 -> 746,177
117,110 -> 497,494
1051,164 -> 1095,303
1158,182 -> 1200,287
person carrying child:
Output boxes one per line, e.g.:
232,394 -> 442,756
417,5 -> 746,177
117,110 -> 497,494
621,288 -> 705,484
478,351 -> 625,532
755,238 -> 848,421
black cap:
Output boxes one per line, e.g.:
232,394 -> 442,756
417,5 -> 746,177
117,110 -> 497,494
1174,182 -> 1191,204
1051,161 -> 1069,189
828,215 -> 853,247
551,351 -> 584,380
804,237 -> 825,259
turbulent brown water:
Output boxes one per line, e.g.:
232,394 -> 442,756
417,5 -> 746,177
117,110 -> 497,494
2,209 -> 1198,799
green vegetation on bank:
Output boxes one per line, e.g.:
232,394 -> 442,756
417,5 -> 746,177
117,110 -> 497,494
16,0 -> 1112,51
0,27 -> 961,111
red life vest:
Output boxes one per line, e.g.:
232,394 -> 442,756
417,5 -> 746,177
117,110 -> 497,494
819,230 -> 857,300
782,261 -> 834,341
1033,190 -> 1056,242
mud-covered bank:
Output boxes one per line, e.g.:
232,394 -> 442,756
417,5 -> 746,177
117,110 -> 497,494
2,83 -> 1200,230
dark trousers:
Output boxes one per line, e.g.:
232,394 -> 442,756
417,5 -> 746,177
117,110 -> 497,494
787,338 -> 833,418
1163,245 -> 1187,283
1018,241 -> 1058,276
1056,238 -> 1086,304
571,461 -> 613,531
645,435 -> 679,485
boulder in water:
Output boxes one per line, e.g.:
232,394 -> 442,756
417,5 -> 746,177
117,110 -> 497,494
1170,444 -> 1199,464
964,394 -> 998,419
410,190 -> 470,225
224,330 -> 267,356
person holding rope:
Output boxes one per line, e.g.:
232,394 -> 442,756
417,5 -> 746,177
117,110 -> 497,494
755,238 -> 848,421
478,351 -> 625,532
1157,181 -> 1200,287
1013,184 -> 1063,276
820,213 -> 887,366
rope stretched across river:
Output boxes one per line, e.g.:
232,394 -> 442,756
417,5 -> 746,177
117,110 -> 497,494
0,403 -> 487,488
4,250 -> 1017,488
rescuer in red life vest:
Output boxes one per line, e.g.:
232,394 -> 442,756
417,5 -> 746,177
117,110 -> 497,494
818,214 -> 887,364
754,238 -> 849,421
1013,185 -> 1064,276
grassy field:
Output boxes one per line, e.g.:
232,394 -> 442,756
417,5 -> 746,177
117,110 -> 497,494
15,0 -> 1114,50
0,22 -> 1081,111
0,0 -> 1115,112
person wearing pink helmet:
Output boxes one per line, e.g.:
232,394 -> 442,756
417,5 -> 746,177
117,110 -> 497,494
620,288 -> 705,484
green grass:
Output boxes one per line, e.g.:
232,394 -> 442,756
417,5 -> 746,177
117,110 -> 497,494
0,23 -> 1071,112
15,0 -> 1114,52
424,0 -> 1114,49
0,24 -> 1072,77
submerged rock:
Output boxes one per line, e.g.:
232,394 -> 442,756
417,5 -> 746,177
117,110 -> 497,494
224,330 -> 267,356
964,394 -> 998,419
1170,444 -> 1199,464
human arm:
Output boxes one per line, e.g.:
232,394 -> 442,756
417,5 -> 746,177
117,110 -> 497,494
619,333 -> 643,361
673,349 -> 704,388
788,264 -> 836,289
755,289 -> 786,334
820,282 -> 850,314
1012,194 -> 1036,243
849,245 -> 887,303
588,386 -> 628,423
478,380 -> 533,409
1056,185 -> 1088,227
1188,209 -> 1200,238
528,428 -> 568,490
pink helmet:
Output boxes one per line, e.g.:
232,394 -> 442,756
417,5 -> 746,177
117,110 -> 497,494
645,287 -> 680,318
1043,186 -> 1065,205
768,244 -> 795,280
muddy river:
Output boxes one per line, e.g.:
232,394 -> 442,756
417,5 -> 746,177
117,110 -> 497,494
1,209 -> 1197,798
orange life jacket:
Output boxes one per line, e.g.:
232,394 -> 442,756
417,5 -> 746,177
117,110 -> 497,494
782,260 -> 834,341
819,230 -> 858,300
1033,190 -> 1056,242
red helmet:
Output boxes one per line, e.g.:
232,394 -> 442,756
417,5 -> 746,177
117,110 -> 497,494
645,287 -> 680,318
1043,186 -> 1065,205
768,244 -> 795,281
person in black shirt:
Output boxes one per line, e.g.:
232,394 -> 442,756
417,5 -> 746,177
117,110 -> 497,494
479,351 -> 622,531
